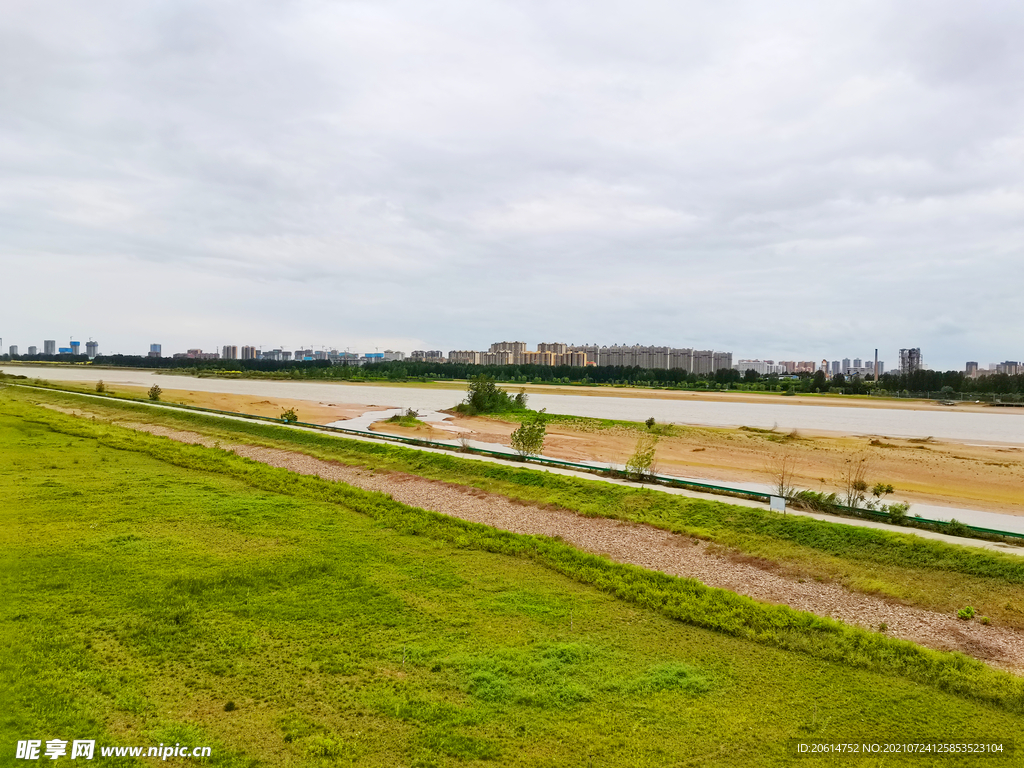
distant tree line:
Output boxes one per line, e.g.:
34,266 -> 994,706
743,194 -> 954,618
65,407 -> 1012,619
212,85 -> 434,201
1,353 -> 90,364
4,352 -> 1021,395
0,353 -> 334,372
877,369 -> 1023,395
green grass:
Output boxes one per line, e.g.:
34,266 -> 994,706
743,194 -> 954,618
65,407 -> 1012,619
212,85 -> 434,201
12,385 -> 1024,628
385,413 -> 430,428
2,397 -> 1024,766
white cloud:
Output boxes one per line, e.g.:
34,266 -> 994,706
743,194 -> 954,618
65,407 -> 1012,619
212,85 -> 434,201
1,0 -> 1022,368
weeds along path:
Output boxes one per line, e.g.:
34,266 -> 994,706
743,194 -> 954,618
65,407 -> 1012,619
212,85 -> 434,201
46,407 -> 1024,674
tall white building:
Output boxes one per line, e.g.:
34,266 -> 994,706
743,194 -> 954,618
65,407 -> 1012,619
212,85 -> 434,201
734,359 -> 786,375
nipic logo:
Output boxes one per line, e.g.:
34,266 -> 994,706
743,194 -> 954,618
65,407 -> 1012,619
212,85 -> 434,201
16,740 -> 94,760
15,738 -> 211,760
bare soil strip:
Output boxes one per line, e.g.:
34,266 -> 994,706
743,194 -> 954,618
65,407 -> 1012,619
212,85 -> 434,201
98,417 -> 1024,674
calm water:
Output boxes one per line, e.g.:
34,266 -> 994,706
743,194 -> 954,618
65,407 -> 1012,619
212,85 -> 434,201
5,365 -> 1022,444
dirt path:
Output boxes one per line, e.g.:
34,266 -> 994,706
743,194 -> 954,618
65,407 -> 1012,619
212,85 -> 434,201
96,417 -> 1022,675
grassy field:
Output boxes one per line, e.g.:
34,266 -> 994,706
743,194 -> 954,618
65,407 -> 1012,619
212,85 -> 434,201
2,395 -> 1024,765
11,385 -> 1024,631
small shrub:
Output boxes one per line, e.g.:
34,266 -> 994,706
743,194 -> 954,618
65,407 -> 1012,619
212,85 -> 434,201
878,622 -> 888,632
510,410 -> 546,458
645,417 -> 656,429
980,616 -> 991,625
280,408 -> 298,423
884,502 -> 910,525
385,408 -> 422,427
625,433 -> 659,480
147,384 -> 162,401
223,701 -> 236,712
946,518 -> 970,537
95,380 -> 105,393
957,606 -> 975,621
792,490 -> 840,514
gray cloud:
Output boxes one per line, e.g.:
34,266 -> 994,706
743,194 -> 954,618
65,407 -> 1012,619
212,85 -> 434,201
2,0 -> 1022,368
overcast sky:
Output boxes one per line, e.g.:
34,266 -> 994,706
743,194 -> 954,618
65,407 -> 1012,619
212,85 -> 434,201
2,1 -> 1022,369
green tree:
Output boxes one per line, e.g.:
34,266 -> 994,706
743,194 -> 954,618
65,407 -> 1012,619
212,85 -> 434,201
625,433 -> 659,480
459,375 -> 519,414
148,384 -> 162,401
509,410 -> 546,457
514,388 -> 528,409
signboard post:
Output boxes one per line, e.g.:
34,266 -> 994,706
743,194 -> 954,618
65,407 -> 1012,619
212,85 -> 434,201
770,495 -> 787,514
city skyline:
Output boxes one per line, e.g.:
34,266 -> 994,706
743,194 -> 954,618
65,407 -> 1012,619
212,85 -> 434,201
2,332 -> 1018,375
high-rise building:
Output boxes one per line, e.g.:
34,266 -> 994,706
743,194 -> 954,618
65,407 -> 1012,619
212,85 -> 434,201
149,343 -> 162,358
853,358 -> 862,368
86,341 -> 98,358
565,344 -> 730,374
448,350 -> 481,365
537,342 -> 568,354
734,360 -> 787,375
965,361 -> 979,377
8,345 -> 18,356
241,346 -> 257,360
899,348 -> 921,376
480,350 -> 514,365
842,358 -> 851,371
489,341 -> 527,355
222,345 -> 238,360
44,340 -> 56,355
27,346 -> 37,355
831,360 -> 840,375
70,341 -> 80,355
411,350 -> 445,362
184,349 -> 219,360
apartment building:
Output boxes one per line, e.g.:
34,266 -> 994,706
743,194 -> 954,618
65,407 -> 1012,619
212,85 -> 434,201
448,350 -> 481,365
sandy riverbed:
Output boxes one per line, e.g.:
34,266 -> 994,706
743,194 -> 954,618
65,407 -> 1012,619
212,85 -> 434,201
20,380 -> 1024,517
371,414 -> 1024,517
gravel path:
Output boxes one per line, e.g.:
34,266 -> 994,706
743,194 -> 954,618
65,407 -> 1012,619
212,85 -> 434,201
50,408 -> 1024,674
